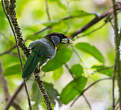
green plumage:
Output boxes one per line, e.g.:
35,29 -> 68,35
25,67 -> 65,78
22,51 -> 40,78
22,38 -> 56,78
22,33 -> 70,79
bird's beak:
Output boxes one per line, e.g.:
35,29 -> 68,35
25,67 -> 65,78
61,38 -> 73,44
68,38 -> 73,44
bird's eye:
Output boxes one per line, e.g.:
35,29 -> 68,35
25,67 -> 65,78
61,38 -> 68,43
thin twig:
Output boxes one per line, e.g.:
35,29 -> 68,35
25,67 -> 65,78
4,81 -> 24,110
71,77 -> 111,106
45,0 -> 51,21
64,64 -> 74,78
2,0 -> 32,110
83,94 -> 92,110
0,62 -> 10,101
32,15 -> 91,36
0,45 -> 16,56
0,62 -> 22,110
0,32 -> 13,43
65,64 -> 92,109
32,16 -> 74,36
24,80 -> 32,110
2,0 -> 52,110
32,2 -> 121,39
78,22 -> 106,38
91,66 -> 113,74
71,2 -> 121,38
32,12 -> 104,37
2,0 -> 29,57
33,26 -> 51,35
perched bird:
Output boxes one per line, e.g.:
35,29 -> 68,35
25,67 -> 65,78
22,33 -> 71,78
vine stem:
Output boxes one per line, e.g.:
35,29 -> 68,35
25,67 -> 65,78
2,0 -> 52,110
111,0 -> 121,110
1,0 -> 32,110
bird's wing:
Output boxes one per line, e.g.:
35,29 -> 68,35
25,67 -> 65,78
29,38 -> 56,58
22,50 -> 41,78
22,38 -> 56,78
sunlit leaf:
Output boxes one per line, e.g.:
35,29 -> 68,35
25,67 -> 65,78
42,21 -> 59,27
1,54 -> 20,68
69,9 -> 95,18
75,42 -> 104,63
0,6 -> 7,30
48,0 -> 66,10
42,45 -> 72,72
70,64 -> 84,79
52,66 -> 63,81
16,0 -> 32,16
60,76 -> 87,104
91,65 -> 113,76
3,63 -> 21,76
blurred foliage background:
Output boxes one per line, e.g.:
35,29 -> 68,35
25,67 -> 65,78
0,0 -> 119,110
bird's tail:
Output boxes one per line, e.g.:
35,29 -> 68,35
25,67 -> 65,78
22,51 -> 40,78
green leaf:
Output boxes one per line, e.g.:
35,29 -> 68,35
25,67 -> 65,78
75,42 -> 104,63
52,67 -> 63,81
3,63 -> 21,76
70,9 -> 94,18
42,45 -> 72,72
16,0 -> 32,16
32,81 -> 62,108
56,0 -> 66,10
1,55 -> 20,69
44,82 -> 62,106
48,0 -> 66,10
42,21 -> 59,27
0,5 -> 7,30
70,64 -> 84,79
60,76 -> 87,104
91,65 -> 113,77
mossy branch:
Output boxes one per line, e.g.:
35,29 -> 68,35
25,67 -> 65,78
1,0 -> 52,110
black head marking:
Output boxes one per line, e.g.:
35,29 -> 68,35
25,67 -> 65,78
46,33 -> 69,46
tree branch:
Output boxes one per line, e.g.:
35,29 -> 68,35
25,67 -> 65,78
71,2 -> 121,38
45,0 -> 51,21
2,0 -> 32,110
4,81 -> 24,110
0,45 -> 16,56
2,0 -> 52,110
111,1 -> 121,110
83,94 -> 92,110
0,62 -> 22,110
71,77 -> 111,106
78,22 -> 106,38
34,75 -> 52,110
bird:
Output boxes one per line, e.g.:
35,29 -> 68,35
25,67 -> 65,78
22,33 -> 71,78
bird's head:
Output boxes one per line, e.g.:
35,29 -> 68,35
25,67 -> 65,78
46,33 -> 72,46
